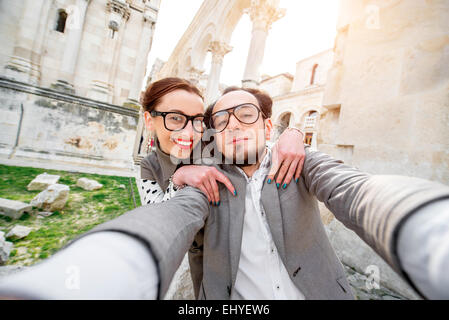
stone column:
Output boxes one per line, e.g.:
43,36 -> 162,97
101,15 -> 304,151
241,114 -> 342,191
187,67 -> 204,86
4,0 -> 46,85
88,0 -> 130,103
54,0 -> 90,94
205,41 -> 232,104
242,0 -> 285,88
126,4 -> 157,106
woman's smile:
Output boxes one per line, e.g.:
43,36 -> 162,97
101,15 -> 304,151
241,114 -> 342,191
172,137 -> 193,150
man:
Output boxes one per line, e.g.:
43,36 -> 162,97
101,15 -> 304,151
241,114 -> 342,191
1,88 -> 448,300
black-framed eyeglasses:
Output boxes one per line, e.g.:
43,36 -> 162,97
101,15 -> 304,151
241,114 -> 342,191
150,110 -> 206,133
210,103 -> 266,133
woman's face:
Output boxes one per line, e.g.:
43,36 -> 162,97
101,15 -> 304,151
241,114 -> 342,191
144,89 -> 204,159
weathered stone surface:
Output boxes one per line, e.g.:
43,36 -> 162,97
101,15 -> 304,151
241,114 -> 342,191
0,198 -> 32,220
27,173 -> 60,191
0,232 -> 13,265
344,265 -> 406,300
76,178 -> 103,191
325,217 -> 421,300
30,184 -> 70,212
6,225 -> 33,240
164,253 -> 195,300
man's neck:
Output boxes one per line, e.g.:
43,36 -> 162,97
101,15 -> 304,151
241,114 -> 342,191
240,149 -> 267,178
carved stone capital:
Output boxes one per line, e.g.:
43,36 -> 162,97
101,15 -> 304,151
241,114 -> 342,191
208,41 -> 233,65
245,0 -> 285,32
143,4 -> 158,24
187,67 -> 204,84
107,0 -> 131,21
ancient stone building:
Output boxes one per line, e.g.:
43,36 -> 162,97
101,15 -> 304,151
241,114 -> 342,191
0,0 -> 160,174
321,0 -> 449,185
260,49 -> 334,149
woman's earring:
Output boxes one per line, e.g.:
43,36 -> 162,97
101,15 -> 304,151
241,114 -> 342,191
147,134 -> 156,153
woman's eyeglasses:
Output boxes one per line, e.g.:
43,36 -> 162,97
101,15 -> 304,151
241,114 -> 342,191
210,103 -> 266,133
150,111 -> 206,133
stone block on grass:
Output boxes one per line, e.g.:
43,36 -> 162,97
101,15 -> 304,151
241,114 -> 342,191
30,184 -> 69,212
0,198 -> 32,220
27,173 -> 60,191
0,232 -> 13,265
6,225 -> 33,240
76,178 -> 103,191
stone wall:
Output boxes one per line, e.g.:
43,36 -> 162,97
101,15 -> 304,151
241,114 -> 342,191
0,0 -> 159,106
322,0 -> 449,184
0,77 -> 138,175
292,49 -> 333,91
260,74 -> 293,98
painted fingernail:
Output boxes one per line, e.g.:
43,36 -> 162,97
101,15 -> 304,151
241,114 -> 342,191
295,178 -> 299,183
234,190 -> 237,196
267,179 -> 272,184
283,183 -> 287,189
276,183 -> 280,189
217,201 -> 220,206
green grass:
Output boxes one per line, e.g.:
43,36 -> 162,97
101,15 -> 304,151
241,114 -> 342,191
0,164 -> 141,266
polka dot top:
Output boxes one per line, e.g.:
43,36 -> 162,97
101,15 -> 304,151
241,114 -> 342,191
141,179 -> 178,205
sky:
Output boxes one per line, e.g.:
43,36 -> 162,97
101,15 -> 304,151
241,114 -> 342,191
146,0 -> 340,87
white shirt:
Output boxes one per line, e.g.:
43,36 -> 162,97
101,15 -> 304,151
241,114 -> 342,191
231,148 -> 306,300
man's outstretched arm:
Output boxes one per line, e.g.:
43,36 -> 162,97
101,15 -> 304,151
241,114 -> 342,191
0,186 -> 209,299
302,148 -> 449,298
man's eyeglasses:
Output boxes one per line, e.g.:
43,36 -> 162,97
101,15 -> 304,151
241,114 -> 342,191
150,111 -> 206,133
210,103 -> 266,133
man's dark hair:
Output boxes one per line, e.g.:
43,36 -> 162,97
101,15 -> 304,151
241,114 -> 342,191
204,86 -> 273,129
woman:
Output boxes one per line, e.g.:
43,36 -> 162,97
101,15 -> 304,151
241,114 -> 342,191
139,77 -> 305,206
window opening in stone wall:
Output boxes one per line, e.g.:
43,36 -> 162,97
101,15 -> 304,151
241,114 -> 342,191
56,10 -> 68,33
310,64 -> 318,85
305,132 -> 313,145
109,21 -> 119,39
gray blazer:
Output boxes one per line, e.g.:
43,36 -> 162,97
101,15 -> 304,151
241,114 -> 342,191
79,148 -> 449,299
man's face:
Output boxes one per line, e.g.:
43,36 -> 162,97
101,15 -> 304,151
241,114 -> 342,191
211,90 -> 272,166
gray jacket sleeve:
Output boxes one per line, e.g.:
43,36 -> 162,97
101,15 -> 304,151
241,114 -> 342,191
302,148 -> 449,286
397,199 -> 449,299
66,186 -> 209,298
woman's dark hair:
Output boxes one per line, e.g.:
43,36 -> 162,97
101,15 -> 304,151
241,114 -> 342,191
204,86 -> 273,128
142,77 -> 203,112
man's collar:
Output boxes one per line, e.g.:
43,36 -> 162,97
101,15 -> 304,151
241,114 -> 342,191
233,147 -> 272,180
